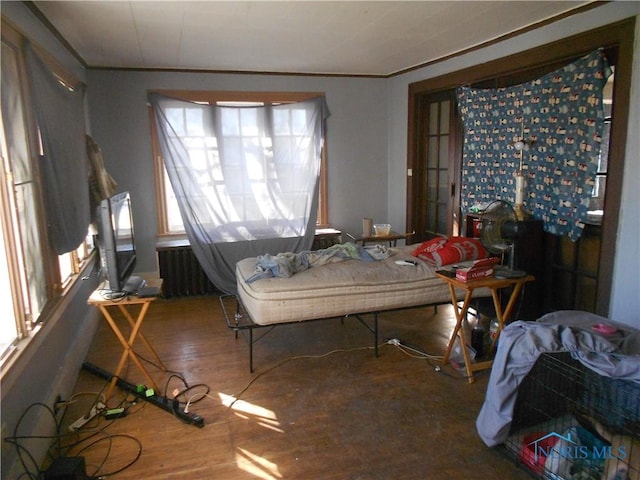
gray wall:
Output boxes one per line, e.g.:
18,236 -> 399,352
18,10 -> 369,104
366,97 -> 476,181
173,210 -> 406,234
86,71 -> 389,276
385,3 -> 640,327
85,4 -> 640,328
610,15 -> 640,326
1,1 -> 638,476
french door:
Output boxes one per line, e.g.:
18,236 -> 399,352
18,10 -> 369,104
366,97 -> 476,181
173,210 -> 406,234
411,90 -> 461,241
406,19 -> 634,316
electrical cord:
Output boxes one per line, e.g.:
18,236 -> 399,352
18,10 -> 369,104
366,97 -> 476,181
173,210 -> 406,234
57,391 -> 107,412
386,338 -> 444,361
147,345 -> 398,415
74,433 -> 142,478
125,353 -> 208,422
4,402 -> 86,479
4,382 -> 147,480
385,338 -> 484,380
6,360 -> 207,478
131,349 -> 191,385
228,344 -> 380,408
97,288 -> 127,301
162,372 -> 189,398
4,402 -> 59,477
179,383 -> 212,414
97,356 -> 209,426
224,339 -> 478,408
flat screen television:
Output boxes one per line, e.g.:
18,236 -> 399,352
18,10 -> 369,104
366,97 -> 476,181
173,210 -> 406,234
97,191 -> 145,295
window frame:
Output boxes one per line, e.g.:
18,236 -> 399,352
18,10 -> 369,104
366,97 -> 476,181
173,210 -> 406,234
148,90 -> 329,238
0,19 -> 95,368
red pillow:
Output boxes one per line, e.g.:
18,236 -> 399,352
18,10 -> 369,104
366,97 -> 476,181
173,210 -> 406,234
411,236 -> 447,256
412,236 -> 488,267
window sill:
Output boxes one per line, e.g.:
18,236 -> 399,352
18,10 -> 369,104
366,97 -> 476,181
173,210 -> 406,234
156,228 -> 342,250
0,259 -> 100,384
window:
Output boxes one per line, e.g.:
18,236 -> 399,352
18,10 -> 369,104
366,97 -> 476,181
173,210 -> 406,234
588,69 -> 613,221
0,21 -> 94,364
149,91 -> 329,237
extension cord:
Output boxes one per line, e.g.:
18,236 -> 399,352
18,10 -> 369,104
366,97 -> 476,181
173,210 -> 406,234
68,402 -> 106,431
82,362 -> 205,428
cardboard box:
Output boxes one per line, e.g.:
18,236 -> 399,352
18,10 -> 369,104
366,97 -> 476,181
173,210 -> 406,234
455,257 -> 500,282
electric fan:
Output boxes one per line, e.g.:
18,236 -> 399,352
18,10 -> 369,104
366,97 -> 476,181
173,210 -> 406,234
479,200 -> 526,278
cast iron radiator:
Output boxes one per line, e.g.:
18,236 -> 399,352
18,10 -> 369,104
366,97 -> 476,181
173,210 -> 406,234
157,245 -> 218,298
156,230 -> 341,298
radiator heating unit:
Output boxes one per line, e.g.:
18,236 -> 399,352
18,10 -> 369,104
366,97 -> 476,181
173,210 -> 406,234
157,246 -> 218,298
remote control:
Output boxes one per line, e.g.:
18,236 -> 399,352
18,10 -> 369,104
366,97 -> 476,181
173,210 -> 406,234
395,260 -> 418,266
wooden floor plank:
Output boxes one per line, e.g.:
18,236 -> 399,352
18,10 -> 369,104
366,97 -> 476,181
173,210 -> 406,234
60,295 -> 529,479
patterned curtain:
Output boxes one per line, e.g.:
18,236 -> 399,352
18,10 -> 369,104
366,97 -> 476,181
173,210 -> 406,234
457,50 -> 611,241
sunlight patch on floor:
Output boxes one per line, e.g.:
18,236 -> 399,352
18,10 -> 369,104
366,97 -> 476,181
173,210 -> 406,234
219,392 -> 283,432
236,447 -> 283,480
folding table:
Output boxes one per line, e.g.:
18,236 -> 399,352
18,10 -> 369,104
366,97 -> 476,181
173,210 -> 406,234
87,279 -> 166,400
436,272 -> 535,383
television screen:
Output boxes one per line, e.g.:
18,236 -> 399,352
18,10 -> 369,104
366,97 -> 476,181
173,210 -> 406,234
98,191 -> 143,294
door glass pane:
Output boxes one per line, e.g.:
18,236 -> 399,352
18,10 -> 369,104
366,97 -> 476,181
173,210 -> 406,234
439,170 -> 449,201
426,169 -> 437,200
439,136 -> 449,168
429,103 -> 438,135
426,202 -> 437,232
437,203 -> 448,233
428,137 -> 438,168
440,100 -> 450,134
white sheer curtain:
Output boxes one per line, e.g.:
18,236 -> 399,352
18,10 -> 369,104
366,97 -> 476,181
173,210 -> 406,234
149,93 -> 329,294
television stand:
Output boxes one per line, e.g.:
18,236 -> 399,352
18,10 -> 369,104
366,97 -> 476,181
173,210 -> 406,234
87,278 -> 165,400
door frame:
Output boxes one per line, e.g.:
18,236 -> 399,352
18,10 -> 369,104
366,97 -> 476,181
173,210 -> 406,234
412,90 -> 461,240
406,18 -> 635,316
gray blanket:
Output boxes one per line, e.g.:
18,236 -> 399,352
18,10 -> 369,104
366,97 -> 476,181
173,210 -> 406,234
245,243 -> 391,283
476,310 -> 640,447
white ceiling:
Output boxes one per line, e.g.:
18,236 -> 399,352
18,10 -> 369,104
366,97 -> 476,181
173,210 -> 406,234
32,1 -> 593,76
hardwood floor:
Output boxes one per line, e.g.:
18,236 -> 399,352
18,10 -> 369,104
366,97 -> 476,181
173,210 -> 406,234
61,295 -> 530,479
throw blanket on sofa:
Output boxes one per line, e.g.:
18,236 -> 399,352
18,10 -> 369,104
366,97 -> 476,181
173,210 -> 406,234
245,243 -> 390,283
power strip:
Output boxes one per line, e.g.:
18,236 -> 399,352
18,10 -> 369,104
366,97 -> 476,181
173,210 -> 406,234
68,402 -> 106,431
83,362 -> 205,428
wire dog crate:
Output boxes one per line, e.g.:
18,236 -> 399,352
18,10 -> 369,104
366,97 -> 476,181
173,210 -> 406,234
503,352 -> 639,480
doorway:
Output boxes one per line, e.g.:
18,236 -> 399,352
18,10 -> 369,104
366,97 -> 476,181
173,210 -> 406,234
406,19 -> 634,316
412,90 -> 461,239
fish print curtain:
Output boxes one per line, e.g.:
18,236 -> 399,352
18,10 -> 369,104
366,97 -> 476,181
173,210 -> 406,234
457,50 -> 611,241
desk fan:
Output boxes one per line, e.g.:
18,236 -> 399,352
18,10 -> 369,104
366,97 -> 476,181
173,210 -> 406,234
479,200 -> 526,278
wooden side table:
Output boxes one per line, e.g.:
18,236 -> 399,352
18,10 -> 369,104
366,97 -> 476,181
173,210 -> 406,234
87,278 -> 166,400
436,272 -> 534,383
465,213 -> 544,320
350,231 -> 414,247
